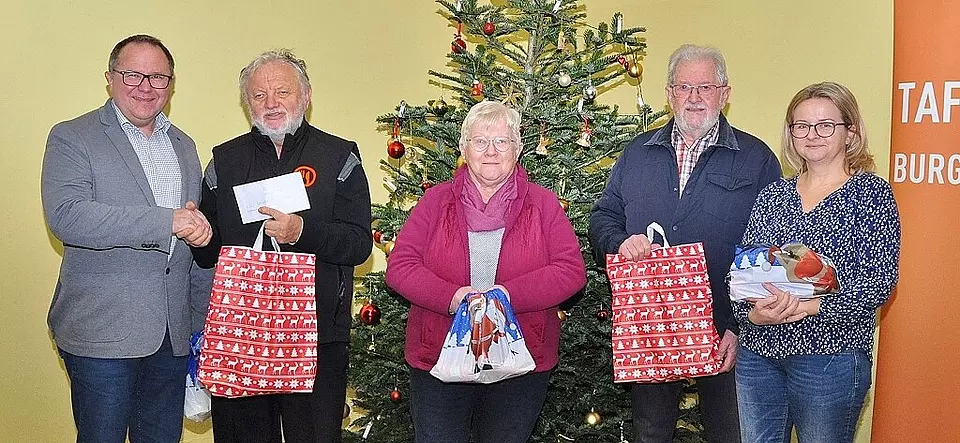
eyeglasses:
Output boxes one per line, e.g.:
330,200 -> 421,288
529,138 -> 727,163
669,84 -> 725,98
468,137 -> 516,152
789,121 -> 849,138
112,70 -> 173,89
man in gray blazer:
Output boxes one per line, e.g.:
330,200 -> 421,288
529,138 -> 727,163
41,34 -> 213,443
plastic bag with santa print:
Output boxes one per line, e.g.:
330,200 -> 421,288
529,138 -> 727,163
430,288 -> 535,384
728,243 -> 839,301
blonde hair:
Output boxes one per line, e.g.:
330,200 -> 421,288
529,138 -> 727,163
781,82 -> 875,175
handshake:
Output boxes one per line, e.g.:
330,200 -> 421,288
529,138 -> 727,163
173,201 -> 212,247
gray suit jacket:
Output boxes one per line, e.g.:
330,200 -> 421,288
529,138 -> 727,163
41,100 -> 212,358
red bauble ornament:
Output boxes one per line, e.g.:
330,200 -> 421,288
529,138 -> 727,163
387,140 -> 405,159
359,302 -> 381,326
373,230 -> 383,244
390,389 -> 402,402
451,36 -> 467,54
482,22 -> 495,36
596,308 -> 609,321
421,181 -> 433,191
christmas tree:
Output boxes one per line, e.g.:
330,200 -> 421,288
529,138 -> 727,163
342,0 -> 709,441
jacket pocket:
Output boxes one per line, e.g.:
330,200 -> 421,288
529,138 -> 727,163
702,173 -> 756,225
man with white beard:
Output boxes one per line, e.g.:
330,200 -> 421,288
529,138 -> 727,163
589,44 -> 781,443
192,49 -> 372,443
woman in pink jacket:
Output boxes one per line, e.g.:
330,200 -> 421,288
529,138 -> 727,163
385,101 -> 586,443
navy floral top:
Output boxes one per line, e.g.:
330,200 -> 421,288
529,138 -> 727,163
733,173 -> 901,359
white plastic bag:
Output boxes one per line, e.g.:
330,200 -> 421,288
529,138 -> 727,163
184,331 -> 211,422
430,288 -> 535,383
184,374 -> 212,422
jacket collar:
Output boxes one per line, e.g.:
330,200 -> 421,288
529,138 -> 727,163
643,114 -> 740,151
250,119 -> 310,157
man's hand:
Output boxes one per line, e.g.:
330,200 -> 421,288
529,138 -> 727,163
717,330 -> 738,372
173,201 -> 212,247
618,234 -> 656,261
259,206 -> 303,244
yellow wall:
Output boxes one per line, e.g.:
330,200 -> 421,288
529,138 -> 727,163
0,1 -> 892,441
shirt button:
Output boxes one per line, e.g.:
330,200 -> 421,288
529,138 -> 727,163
672,225 -> 679,231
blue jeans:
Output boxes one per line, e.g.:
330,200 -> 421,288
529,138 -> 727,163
736,346 -> 871,443
59,332 -> 187,443
409,367 -> 551,443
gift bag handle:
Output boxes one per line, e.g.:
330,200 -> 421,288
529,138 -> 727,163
252,222 -> 282,252
646,222 -> 671,248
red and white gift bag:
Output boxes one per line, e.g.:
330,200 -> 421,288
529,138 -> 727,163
199,227 -> 319,398
605,223 -> 723,383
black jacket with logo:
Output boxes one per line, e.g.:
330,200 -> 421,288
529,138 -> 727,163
194,121 -> 372,343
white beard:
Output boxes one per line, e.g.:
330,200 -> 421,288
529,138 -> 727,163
252,101 -> 307,145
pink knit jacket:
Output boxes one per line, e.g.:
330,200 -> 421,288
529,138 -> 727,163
385,166 -> 587,372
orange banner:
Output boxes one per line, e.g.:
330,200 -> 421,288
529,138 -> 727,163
873,2 -> 960,442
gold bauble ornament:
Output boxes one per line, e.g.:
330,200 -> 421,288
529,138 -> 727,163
383,240 -> 396,256
627,63 -> 642,78
585,408 -> 602,426
559,199 -> 570,212
557,310 -> 567,322
456,155 -> 466,169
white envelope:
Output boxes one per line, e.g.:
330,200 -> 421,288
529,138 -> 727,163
233,172 -> 311,224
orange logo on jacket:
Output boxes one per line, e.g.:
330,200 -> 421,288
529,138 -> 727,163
295,165 -> 317,187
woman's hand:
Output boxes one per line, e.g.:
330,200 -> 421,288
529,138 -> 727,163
449,286 -> 479,314
747,283 -> 811,325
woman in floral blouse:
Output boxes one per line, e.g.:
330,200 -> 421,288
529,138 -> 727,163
733,82 -> 901,443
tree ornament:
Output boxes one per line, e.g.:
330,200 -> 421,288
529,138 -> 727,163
343,403 -> 351,419
383,240 -> 396,256
387,140 -> 406,159
575,119 -> 592,148
471,80 -> 484,98
451,36 -> 466,54
557,310 -> 567,322
373,230 -> 383,244
390,388 -> 402,402
359,301 -> 381,326
536,135 -> 550,155
429,97 -> 449,116
585,408 -> 602,426
420,181 -> 433,191
456,155 -> 466,169
583,84 -> 598,102
617,55 -> 629,68
451,20 -> 466,54
628,62 -> 642,78
596,307 -> 609,320
558,199 -> 570,212
557,72 -> 572,87
482,21 -> 495,36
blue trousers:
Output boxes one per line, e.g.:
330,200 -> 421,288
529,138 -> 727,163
735,346 -> 871,443
409,367 -> 551,443
59,332 -> 187,443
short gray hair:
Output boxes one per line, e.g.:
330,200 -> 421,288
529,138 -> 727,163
667,44 -> 728,85
458,101 -> 522,150
239,49 -> 311,107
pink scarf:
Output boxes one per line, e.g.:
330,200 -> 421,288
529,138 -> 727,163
459,168 -> 519,232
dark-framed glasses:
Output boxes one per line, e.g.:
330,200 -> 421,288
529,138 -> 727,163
669,84 -> 725,98
112,70 -> 173,89
789,121 -> 849,138
468,137 -> 515,152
